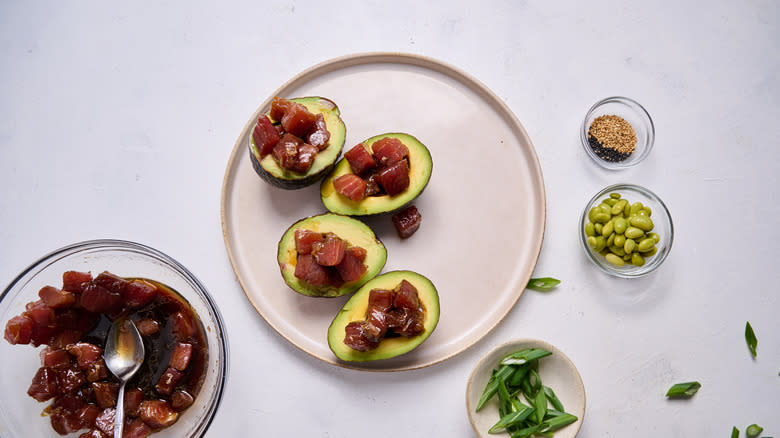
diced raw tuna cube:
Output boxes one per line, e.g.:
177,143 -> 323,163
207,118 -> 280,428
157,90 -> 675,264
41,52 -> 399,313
392,205 -> 422,238
343,321 -> 380,352
312,233 -> 346,266
92,272 -> 130,295
68,342 -> 103,370
272,133 -> 302,170
94,408 -> 115,435
171,311 -> 197,340
252,115 -> 281,157
50,408 -> 84,435
155,367 -> 183,396
290,143 -> 318,173
62,271 -> 93,293
376,159 -> 410,196
393,280 -> 420,310
135,318 -> 160,336
80,428 -> 108,438
281,102 -> 318,138
30,324 -> 57,347
25,299 -> 57,327
372,137 -> 409,168
124,279 -> 158,308
52,390 -> 86,412
294,229 -> 324,255
307,113 -> 330,150
294,254 -> 332,286
169,342 -> 193,371
139,400 -> 179,429
59,366 -> 87,393
85,357 -> 109,382
80,283 -> 123,315
333,174 -> 367,202
364,173 -> 381,196
51,329 -> 82,349
125,418 -> 152,438
28,367 -> 59,401
41,347 -> 72,369
39,285 -> 76,309
171,390 -> 194,411
92,381 -> 119,409
124,388 -> 144,417
344,143 -> 376,175
76,404 -> 101,430
269,96 -> 293,122
56,309 -> 99,333
335,246 -> 367,282
4,314 -> 33,344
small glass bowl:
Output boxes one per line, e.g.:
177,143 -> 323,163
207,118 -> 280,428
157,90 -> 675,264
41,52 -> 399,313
579,184 -> 673,278
0,240 -> 228,437
581,96 -> 654,170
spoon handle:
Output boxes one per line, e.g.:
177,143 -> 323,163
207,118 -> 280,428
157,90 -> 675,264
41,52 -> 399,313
114,382 -> 126,438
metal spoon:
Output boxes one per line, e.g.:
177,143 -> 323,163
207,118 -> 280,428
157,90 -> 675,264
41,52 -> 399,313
104,318 -> 145,438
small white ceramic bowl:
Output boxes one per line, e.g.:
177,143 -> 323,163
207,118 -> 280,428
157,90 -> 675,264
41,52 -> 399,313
466,339 -> 585,438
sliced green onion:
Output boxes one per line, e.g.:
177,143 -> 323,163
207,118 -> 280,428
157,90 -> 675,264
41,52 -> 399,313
500,348 -> 552,366
477,365 -> 514,411
533,390 -> 547,424
509,423 -> 543,438
544,409 -> 567,419
746,424 -> 763,437
745,321 -> 757,358
488,405 -> 535,434
497,375 -> 512,417
526,277 -> 561,291
510,398 -> 532,413
507,364 -> 530,387
731,426 -> 739,438
543,385 -> 565,412
528,369 -> 542,393
665,381 -> 701,398
542,412 -> 578,432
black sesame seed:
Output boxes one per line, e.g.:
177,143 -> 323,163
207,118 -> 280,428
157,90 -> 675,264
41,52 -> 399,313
588,135 -> 630,162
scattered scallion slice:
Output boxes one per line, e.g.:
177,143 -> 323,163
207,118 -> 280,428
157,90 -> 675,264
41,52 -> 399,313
477,365 -> 515,411
543,386 -> 565,412
731,426 -> 739,438
746,424 -> 763,437
542,413 -> 578,433
533,390 -> 547,424
526,277 -> 561,292
500,348 -> 553,366
488,405 -> 535,434
665,381 -> 701,398
745,321 -> 757,358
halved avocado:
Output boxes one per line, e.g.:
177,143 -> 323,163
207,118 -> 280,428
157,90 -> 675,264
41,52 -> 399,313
249,97 -> 346,190
327,270 -> 440,362
277,213 -> 387,297
320,133 -> 432,215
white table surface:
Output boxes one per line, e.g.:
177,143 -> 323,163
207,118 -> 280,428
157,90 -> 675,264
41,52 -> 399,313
1,1 -> 778,437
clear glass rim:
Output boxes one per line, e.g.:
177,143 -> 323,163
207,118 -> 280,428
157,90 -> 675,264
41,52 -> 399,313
579,184 -> 674,278
0,238 -> 229,437
580,96 -> 655,170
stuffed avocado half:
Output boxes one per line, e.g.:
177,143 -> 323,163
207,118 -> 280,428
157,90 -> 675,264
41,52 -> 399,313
320,133 -> 432,215
249,96 -> 346,189
277,213 -> 387,297
327,270 -> 440,362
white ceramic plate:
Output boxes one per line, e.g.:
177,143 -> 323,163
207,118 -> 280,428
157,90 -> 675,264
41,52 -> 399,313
221,52 -> 546,371
466,339 -> 586,437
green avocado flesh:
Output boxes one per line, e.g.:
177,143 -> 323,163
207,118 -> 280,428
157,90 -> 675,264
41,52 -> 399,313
327,270 -> 440,362
320,133 -> 432,215
277,213 -> 387,297
249,96 -> 346,189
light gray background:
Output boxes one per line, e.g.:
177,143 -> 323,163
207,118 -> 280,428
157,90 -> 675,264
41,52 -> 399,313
1,1 -> 778,437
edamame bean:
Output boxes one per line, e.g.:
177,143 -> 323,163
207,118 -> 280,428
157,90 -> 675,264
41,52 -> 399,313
624,239 -> 637,254
598,204 -> 611,215
587,236 -> 598,249
584,223 -> 595,237
640,246 -> 658,257
588,207 -> 600,222
611,199 -> 627,215
594,212 -> 611,224
605,253 -> 625,266
642,206 -> 652,216
609,193 -> 621,199
625,227 -> 644,239
637,238 -> 655,252
614,234 -> 626,247
594,236 -> 606,252
631,253 -> 645,266
648,232 -> 660,244
594,223 -> 603,234
614,217 -> 627,234
606,232 -> 615,247
623,202 -> 631,217
601,220 -> 614,237
603,198 -> 618,206
609,245 -> 625,256
630,202 -> 644,215
630,215 -> 654,232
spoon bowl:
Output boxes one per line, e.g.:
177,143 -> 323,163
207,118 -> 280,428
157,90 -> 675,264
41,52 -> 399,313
104,318 -> 145,438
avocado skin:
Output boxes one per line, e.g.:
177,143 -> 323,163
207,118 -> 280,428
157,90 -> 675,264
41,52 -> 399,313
277,213 -> 387,297
320,133 -> 433,215
249,96 -> 346,190
327,270 -> 440,361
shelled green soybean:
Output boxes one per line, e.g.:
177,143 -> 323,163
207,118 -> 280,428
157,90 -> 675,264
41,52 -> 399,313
584,192 -> 660,267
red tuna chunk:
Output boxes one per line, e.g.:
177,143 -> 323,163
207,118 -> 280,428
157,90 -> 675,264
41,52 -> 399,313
50,408 -> 84,435
392,205 -> 422,238
169,342 -> 193,371
59,366 -> 87,393
135,318 -> 160,336
28,367 -> 59,401
80,283 -> 123,314
85,357 -> 109,382
155,367 -> 183,396
41,347 -> 72,369
343,321 -> 379,352
39,285 -> 76,309
94,408 -> 115,435
171,390 -> 194,411
335,246 -> 367,282
312,233 -> 346,266
294,229 -> 324,254
269,96 -> 293,122
290,142 -> 318,174
376,159 -> 410,196
372,137 -> 409,168
252,115 -> 281,157
62,271 -> 93,293
333,173 -> 367,202
4,314 -> 33,344
272,133 -> 302,170
124,388 -> 144,417
294,254 -> 333,286
307,113 -> 330,150
171,311 -> 197,340
76,404 -> 101,430
68,342 -> 103,369
125,418 -> 152,438
344,143 -> 376,175
25,299 -> 57,327
92,272 -> 130,295
125,279 -> 158,308
92,381 -> 119,409
80,428 -> 108,438
393,280 -> 420,310
363,289 -> 394,342
281,102 -> 318,138
139,400 -> 179,429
